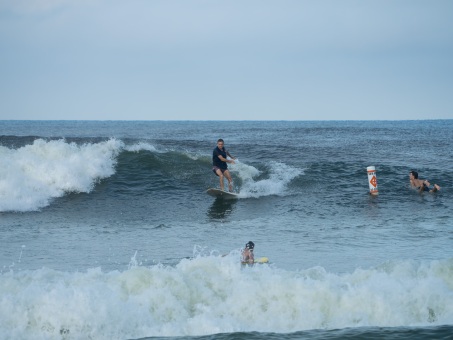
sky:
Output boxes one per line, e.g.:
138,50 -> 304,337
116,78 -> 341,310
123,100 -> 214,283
0,0 -> 452,120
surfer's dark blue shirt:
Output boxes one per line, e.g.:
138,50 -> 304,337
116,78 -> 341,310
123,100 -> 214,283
213,146 -> 228,169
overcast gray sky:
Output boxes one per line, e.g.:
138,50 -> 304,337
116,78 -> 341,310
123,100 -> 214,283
1,0 -> 452,120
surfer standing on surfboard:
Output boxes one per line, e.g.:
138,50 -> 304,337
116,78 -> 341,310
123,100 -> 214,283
212,139 -> 236,192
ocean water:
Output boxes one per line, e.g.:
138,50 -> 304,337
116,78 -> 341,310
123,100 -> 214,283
0,120 -> 452,340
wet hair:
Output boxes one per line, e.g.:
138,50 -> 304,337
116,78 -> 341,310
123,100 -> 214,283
245,241 -> 255,250
410,170 -> 419,179
217,139 -> 224,143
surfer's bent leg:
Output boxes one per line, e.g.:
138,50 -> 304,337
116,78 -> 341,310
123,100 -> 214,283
224,170 -> 233,192
215,168 -> 225,191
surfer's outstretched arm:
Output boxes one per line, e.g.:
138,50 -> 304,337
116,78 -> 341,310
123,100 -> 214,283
226,151 -> 236,160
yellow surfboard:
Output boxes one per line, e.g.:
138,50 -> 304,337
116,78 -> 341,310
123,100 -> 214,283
255,257 -> 269,264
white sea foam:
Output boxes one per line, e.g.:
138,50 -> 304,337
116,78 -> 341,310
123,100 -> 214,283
230,160 -> 303,198
0,257 -> 452,339
0,139 -> 123,212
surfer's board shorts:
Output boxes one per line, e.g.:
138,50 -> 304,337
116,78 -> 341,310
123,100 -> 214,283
212,166 -> 228,176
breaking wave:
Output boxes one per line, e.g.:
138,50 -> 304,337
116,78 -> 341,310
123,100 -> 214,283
0,139 -> 303,212
1,256 -> 452,339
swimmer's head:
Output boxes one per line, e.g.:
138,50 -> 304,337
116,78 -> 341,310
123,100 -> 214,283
245,241 -> 255,250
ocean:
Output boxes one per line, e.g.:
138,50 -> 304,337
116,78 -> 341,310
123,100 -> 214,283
0,120 -> 452,340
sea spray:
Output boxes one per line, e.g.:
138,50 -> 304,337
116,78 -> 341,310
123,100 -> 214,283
230,161 -> 303,198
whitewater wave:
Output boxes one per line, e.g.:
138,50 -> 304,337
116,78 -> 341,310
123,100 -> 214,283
0,139 -> 124,212
0,256 -> 452,339
0,138 -> 183,212
230,160 -> 303,198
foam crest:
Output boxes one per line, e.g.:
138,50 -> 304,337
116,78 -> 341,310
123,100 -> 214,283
0,139 -> 123,212
1,258 -> 452,339
231,161 -> 303,198
124,143 -> 203,161
124,142 -> 158,153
